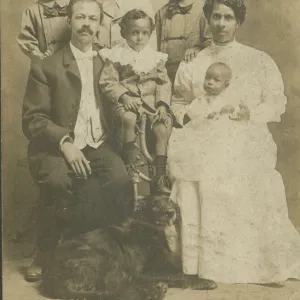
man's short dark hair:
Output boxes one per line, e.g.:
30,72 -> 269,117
119,9 -> 155,39
67,0 -> 104,24
203,0 -> 246,25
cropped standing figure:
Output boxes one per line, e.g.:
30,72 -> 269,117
169,0 -> 300,283
99,10 -> 173,194
155,0 -> 211,84
17,0 -> 71,62
22,0 -> 133,282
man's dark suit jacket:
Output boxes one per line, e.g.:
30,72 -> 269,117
22,43 -> 114,180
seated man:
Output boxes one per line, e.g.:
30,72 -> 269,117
22,0 -> 133,282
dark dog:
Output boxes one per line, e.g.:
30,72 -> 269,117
41,194 -> 216,300
41,195 -> 178,300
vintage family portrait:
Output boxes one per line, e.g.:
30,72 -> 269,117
2,0 -> 300,299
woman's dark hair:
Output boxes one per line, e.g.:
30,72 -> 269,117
119,9 -> 155,39
203,0 -> 246,24
67,0 -> 104,24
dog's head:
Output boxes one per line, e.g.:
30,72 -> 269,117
135,194 -> 179,228
106,195 -> 180,258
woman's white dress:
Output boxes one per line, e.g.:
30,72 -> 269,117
168,40 -> 300,283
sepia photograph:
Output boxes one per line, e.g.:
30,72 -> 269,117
2,0 -> 300,299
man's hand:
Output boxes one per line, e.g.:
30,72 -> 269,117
184,46 -> 201,63
61,142 -> 91,179
120,94 -> 142,112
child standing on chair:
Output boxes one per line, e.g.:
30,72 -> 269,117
17,0 -> 70,62
99,9 -> 172,194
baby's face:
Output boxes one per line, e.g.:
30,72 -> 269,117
124,18 -> 152,52
203,66 -> 229,95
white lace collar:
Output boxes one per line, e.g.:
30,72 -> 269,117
99,43 -> 168,75
211,39 -> 240,53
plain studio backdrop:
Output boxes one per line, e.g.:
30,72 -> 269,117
2,0 -> 300,235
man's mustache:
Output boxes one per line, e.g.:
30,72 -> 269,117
77,26 -> 93,35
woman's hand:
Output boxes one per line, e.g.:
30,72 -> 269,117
184,46 -> 201,63
120,94 -> 142,112
230,103 -> 250,121
41,50 -> 52,59
220,104 -> 235,115
31,49 -> 47,60
61,142 -> 92,179
31,49 -> 52,60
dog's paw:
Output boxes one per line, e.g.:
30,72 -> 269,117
156,282 -> 168,294
189,277 -> 217,290
146,282 -> 168,300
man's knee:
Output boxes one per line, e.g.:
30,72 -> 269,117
37,158 -> 71,194
48,171 -> 71,193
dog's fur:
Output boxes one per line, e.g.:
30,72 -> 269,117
41,195 -> 178,300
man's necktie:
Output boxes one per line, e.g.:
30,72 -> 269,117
43,2 -> 68,18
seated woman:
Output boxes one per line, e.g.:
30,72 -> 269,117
168,0 -> 300,284
99,10 -> 173,194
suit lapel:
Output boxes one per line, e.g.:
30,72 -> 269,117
92,49 -> 103,102
92,46 -> 111,137
64,44 -> 103,84
63,44 -> 81,82
93,47 -> 104,84
62,44 -> 82,111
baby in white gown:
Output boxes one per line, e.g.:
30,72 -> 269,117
184,62 -> 247,125
168,62 -> 246,181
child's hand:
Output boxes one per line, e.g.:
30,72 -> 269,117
184,46 -> 201,63
120,94 -> 142,112
237,103 -> 250,120
220,104 -> 235,115
207,111 -> 218,119
156,105 -> 168,123
230,103 -> 250,121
